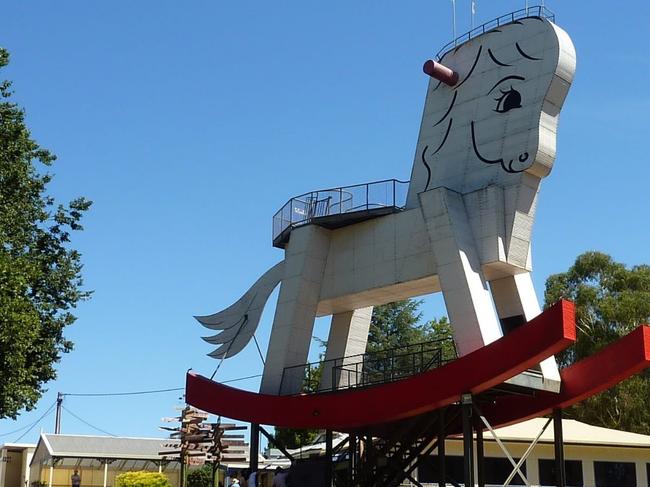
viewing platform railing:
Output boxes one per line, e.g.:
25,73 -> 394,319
279,337 -> 458,396
272,179 -> 409,248
435,5 -> 556,60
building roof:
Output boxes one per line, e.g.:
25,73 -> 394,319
40,433 -> 178,460
0,443 -> 36,450
483,418 -> 650,448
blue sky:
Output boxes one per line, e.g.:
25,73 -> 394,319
2,0 -> 650,444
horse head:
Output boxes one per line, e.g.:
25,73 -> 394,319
407,17 -> 576,206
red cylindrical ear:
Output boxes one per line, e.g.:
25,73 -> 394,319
423,60 -> 459,87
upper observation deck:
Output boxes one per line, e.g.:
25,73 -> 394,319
272,179 -> 409,249
435,5 -> 556,61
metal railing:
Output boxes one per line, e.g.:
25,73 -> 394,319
279,338 -> 457,396
272,179 -> 409,246
435,6 -> 556,61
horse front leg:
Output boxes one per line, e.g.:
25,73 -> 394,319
490,271 -> 561,390
419,187 -> 503,356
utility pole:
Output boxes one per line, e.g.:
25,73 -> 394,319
55,393 -> 63,434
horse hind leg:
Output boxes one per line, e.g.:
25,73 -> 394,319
260,225 -> 331,395
319,307 -> 373,391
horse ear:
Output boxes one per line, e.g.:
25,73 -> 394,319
423,60 -> 458,87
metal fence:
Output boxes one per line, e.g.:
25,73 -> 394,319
272,179 -> 409,245
435,5 -> 556,61
279,338 -> 457,396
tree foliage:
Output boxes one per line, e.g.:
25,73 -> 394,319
115,472 -> 171,487
187,465 -> 214,487
0,48 -> 91,419
544,251 -> 650,433
273,427 -> 321,451
368,299 -> 455,358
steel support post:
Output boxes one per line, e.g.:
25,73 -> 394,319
326,430 -> 333,487
364,433 -> 374,484
461,394 -> 474,487
438,408 -> 446,487
349,433 -> 357,485
554,409 -> 566,487
250,423 -> 260,486
180,455 -> 186,487
475,415 -> 485,487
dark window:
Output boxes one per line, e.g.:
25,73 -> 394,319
594,461 -> 636,487
483,457 -> 527,486
418,455 -> 465,484
500,314 -> 526,334
539,459 -> 584,487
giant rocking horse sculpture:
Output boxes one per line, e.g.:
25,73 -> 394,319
186,11 -> 650,431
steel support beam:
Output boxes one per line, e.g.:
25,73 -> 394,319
259,426 -> 295,462
461,394 -> 474,487
475,414 -> 485,487
554,409 -> 566,487
438,408 -> 446,487
349,434 -> 357,485
325,430 -> 333,487
250,423 -> 259,486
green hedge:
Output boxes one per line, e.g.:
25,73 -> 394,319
114,472 -> 172,487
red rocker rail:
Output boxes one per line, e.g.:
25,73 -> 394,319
480,324 -> 650,428
186,300 -> 575,430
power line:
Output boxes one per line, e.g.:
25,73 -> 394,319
61,406 -> 116,437
63,387 -> 184,397
11,401 -> 57,442
0,421 -> 41,438
222,374 -> 261,384
62,374 -> 262,398
0,374 -> 261,442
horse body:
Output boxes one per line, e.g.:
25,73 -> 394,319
198,17 -> 576,396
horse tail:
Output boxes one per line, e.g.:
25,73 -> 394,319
195,260 -> 284,359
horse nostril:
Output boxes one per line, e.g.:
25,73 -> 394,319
519,152 -> 529,163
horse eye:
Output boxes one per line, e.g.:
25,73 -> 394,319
494,87 -> 522,113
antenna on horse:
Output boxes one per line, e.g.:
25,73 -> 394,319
451,0 -> 457,45
471,1 -> 476,30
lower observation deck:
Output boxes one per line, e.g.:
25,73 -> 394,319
186,301 -> 596,432
272,179 -> 408,249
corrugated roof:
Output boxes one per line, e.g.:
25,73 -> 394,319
485,418 -> 650,448
42,434 -> 179,459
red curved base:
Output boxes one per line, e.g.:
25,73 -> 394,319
186,301 -> 575,430
481,324 -> 650,428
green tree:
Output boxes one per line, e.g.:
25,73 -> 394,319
544,251 -> 650,433
0,48 -> 92,419
115,472 -> 171,487
368,299 -> 455,359
187,465 -> 214,487
273,427 -> 321,451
